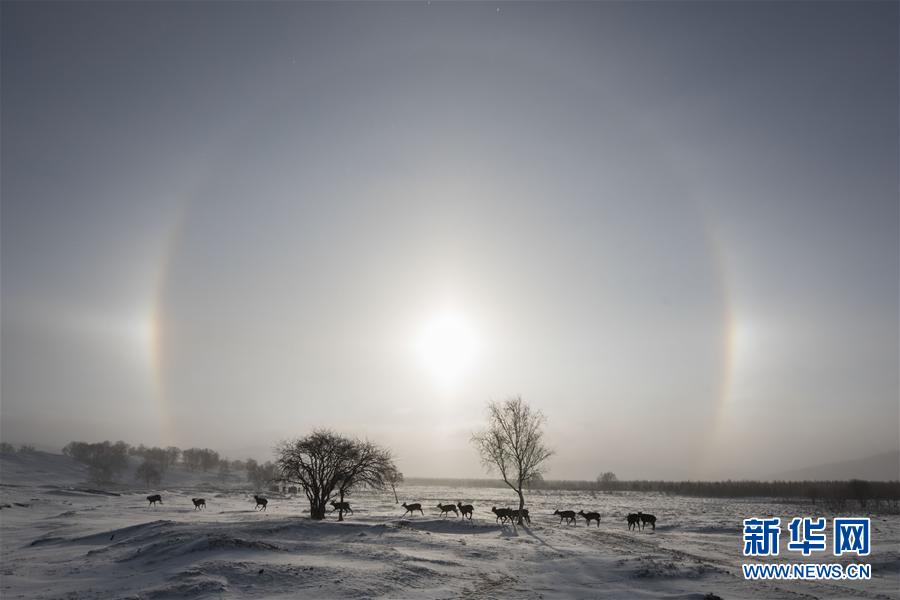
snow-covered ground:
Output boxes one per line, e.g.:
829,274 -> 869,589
2,454 -> 898,599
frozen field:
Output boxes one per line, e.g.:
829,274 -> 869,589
1,458 -> 898,599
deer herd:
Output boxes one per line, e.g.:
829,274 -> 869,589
145,493 -> 657,530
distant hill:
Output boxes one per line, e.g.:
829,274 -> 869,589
774,450 -> 899,481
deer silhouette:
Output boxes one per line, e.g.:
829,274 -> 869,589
146,494 -> 162,508
578,510 -> 600,527
401,502 -> 424,516
627,513 -> 640,530
510,508 -> 531,524
638,511 -> 656,531
553,509 -> 577,525
330,500 -> 353,514
491,506 -> 513,523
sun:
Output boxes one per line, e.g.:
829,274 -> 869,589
415,310 -> 481,387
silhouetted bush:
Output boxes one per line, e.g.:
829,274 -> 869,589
0,442 -> 15,454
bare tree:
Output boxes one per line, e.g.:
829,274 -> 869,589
333,440 -> 395,521
63,440 -> 130,483
275,430 -> 396,520
137,447 -> 170,473
164,446 -> 181,468
597,471 -> 618,490
471,396 -> 553,525
181,447 -> 219,471
386,468 -> 404,504
200,449 -> 220,471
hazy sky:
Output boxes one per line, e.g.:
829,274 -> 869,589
2,1 -> 897,480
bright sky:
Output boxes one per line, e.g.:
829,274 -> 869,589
2,1 -> 897,480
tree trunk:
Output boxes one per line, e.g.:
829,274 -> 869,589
391,483 -> 398,504
517,487 -> 525,525
310,497 -> 327,520
338,489 -> 345,522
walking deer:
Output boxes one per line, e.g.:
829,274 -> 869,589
437,503 -> 458,517
401,502 -> 424,516
147,494 -> 162,508
254,495 -> 268,511
330,500 -> 353,514
491,506 -> 513,523
510,508 -> 531,524
192,498 -> 206,510
457,502 -> 474,519
553,509 -> 577,525
638,512 -> 656,530
578,510 -> 600,527
627,513 -> 640,530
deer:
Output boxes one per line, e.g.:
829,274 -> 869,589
253,495 -> 268,511
638,512 -> 656,531
330,500 -> 353,514
401,502 -> 424,516
146,494 -> 162,508
553,509 -> 577,525
191,498 -> 206,510
437,503 -> 458,517
627,513 -> 640,531
456,502 -> 474,519
578,510 -> 600,527
491,506 -> 513,523
510,508 -> 531,524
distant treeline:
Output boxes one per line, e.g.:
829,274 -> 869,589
406,477 -> 900,508
0,442 -> 36,455
59,440 -> 276,487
